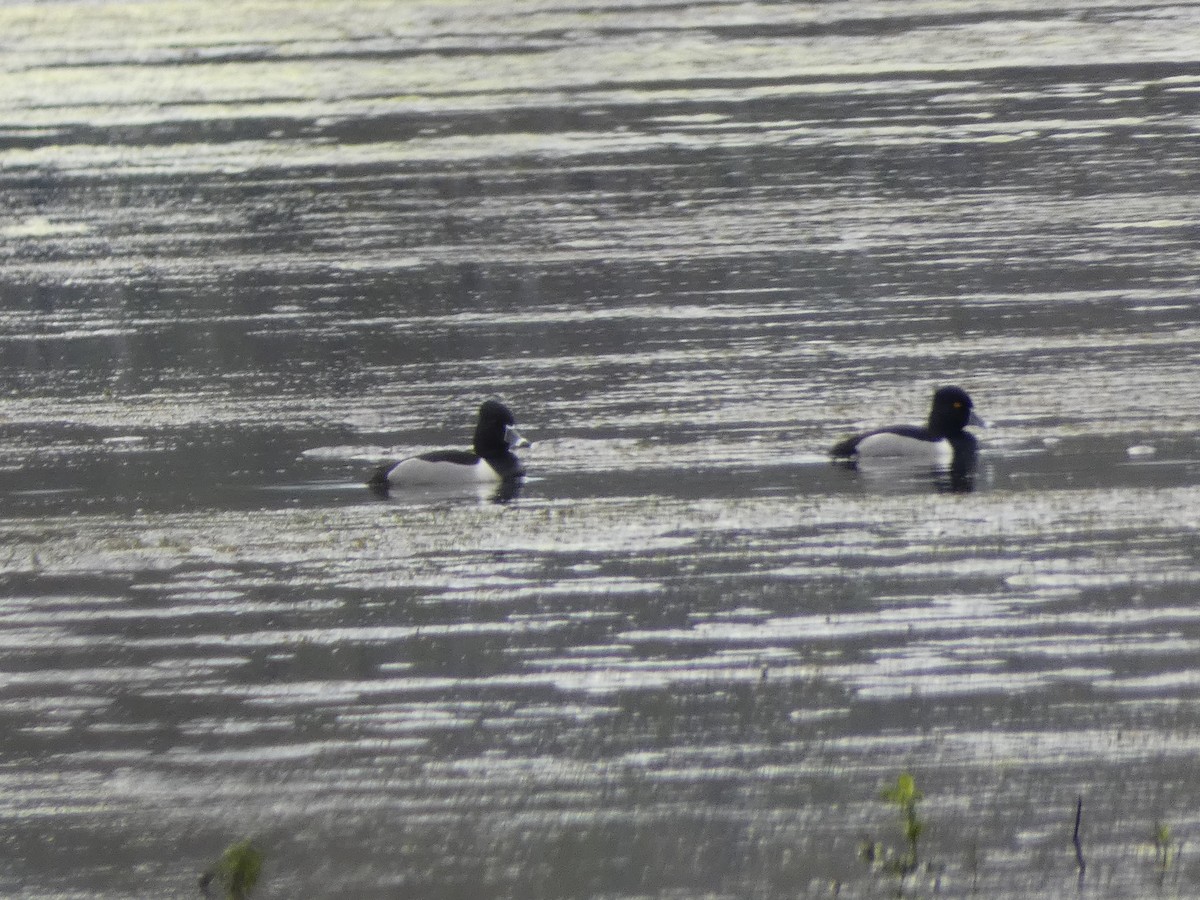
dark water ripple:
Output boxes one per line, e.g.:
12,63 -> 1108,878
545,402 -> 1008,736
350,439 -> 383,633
1,1 -> 1200,898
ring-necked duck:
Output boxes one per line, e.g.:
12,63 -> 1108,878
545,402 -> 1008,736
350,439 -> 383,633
830,386 -> 985,470
368,400 -> 528,491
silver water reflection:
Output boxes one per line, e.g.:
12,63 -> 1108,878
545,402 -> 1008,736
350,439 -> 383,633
2,1 -> 1200,897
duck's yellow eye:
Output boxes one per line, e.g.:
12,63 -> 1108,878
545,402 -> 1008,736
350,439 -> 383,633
953,402 -> 962,408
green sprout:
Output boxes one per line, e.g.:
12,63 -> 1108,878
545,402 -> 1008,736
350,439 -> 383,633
1152,821 -> 1175,886
860,773 -> 927,896
881,772 -> 924,876
200,840 -> 263,900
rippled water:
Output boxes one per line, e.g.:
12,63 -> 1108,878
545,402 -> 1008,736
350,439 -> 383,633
2,1 -> 1200,897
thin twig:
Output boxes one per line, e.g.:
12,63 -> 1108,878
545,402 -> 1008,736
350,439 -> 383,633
1073,796 -> 1086,884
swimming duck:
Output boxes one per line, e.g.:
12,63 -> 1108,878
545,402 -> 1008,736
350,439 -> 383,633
830,386 -> 985,471
369,400 -> 528,490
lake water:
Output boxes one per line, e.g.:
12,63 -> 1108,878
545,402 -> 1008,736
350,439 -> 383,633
1,1 -> 1200,897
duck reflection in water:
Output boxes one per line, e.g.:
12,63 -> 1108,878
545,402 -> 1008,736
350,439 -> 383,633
369,477 -> 524,504
367,400 -> 528,503
829,386 -> 986,493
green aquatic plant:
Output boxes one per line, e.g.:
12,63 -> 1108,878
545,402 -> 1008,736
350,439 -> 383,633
882,772 -> 924,877
200,840 -> 263,900
860,773 -> 925,896
1152,820 -> 1177,886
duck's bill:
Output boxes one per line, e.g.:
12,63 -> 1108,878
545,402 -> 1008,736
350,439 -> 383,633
505,425 -> 531,449
968,411 -> 988,428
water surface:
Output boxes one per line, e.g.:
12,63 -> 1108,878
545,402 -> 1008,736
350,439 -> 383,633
2,1 -> 1200,897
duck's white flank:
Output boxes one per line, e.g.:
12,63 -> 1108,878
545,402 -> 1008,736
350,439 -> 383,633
387,456 -> 499,485
855,432 -> 953,464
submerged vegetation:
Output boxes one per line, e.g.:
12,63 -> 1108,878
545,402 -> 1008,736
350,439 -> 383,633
200,841 -> 263,900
